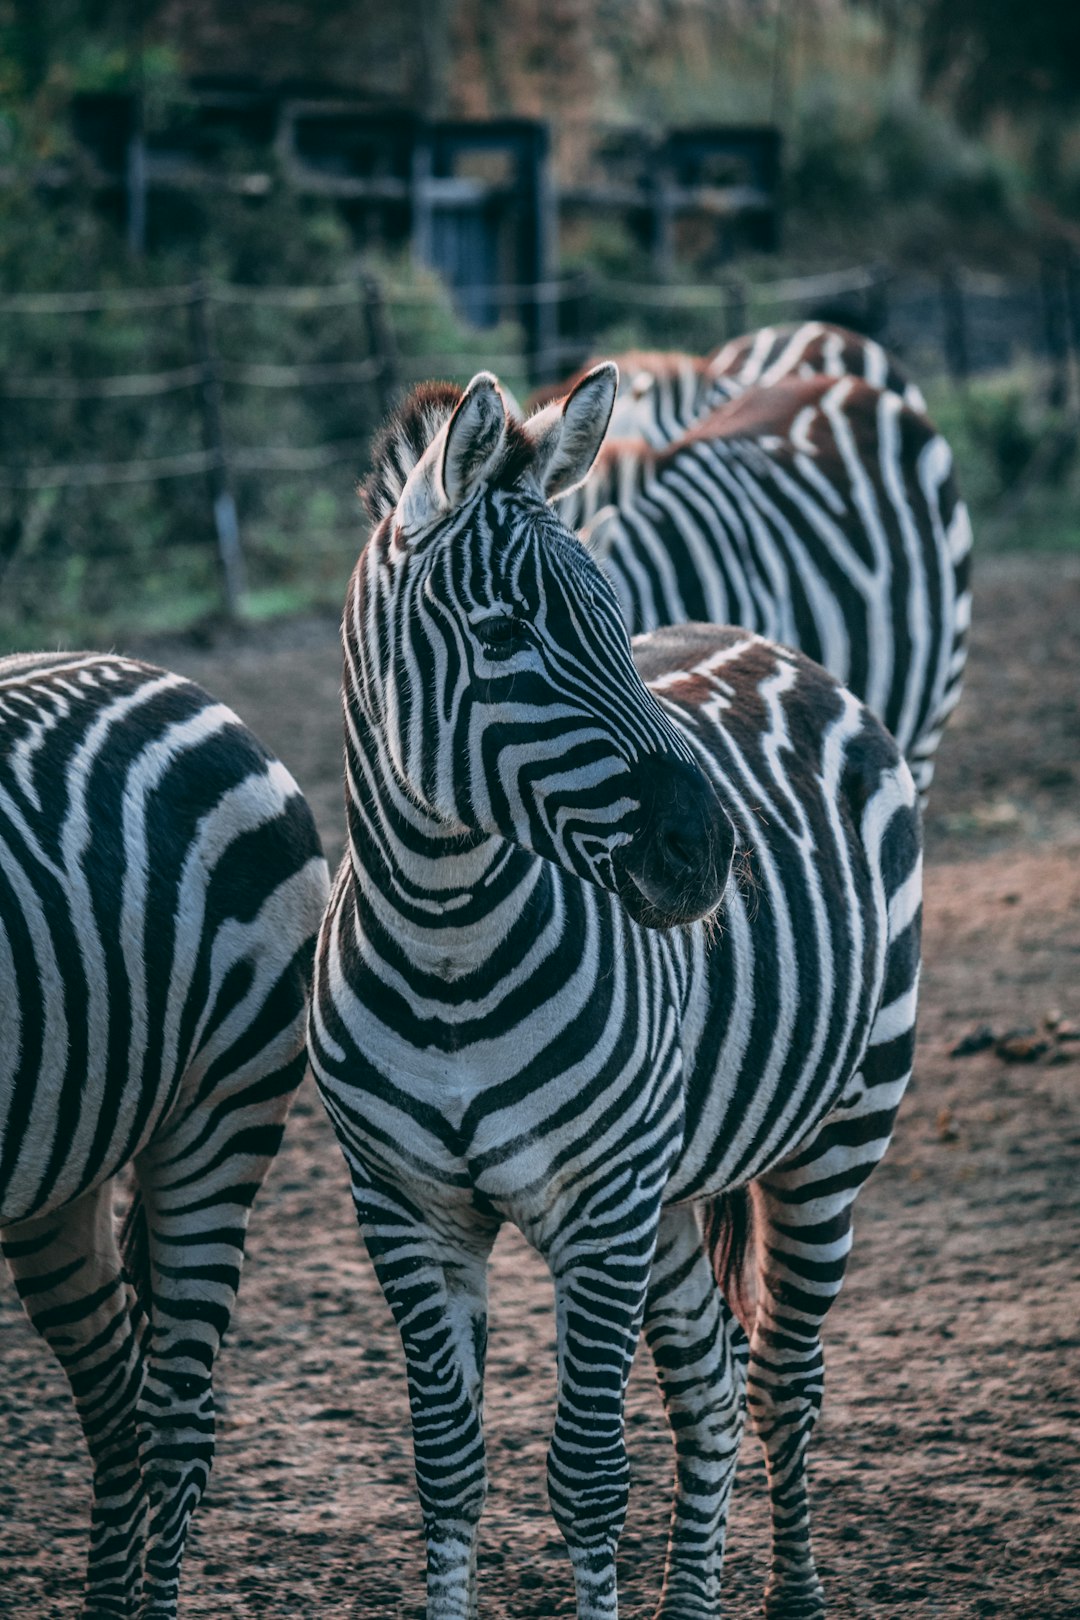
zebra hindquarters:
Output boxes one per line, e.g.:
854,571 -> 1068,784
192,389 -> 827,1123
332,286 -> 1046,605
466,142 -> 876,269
643,1202 -> 750,1619
746,900 -> 920,1618
2,1180 -> 147,1619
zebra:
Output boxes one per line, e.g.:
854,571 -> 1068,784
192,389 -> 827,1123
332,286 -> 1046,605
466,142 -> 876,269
705,320 -> 927,415
553,369 -> 971,804
309,365 -> 923,1620
530,323 -> 925,451
1,651 -> 328,1620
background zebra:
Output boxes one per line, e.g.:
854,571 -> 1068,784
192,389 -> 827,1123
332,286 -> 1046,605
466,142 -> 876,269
532,323 -> 925,449
552,365 -> 971,804
309,367 -> 923,1620
0,652 -> 328,1620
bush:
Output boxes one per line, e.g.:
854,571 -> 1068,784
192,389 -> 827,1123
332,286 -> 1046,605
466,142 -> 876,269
0,179 -> 528,649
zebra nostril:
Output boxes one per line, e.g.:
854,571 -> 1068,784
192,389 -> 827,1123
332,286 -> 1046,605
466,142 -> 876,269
661,824 -> 699,871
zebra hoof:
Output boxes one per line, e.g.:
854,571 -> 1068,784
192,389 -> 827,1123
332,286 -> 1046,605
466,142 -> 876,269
763,1579 -> 826,1619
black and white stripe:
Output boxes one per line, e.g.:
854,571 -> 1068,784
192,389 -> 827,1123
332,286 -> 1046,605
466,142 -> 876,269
1,652 -> 328,1620
558,366 -> 971,804
577,322 -> 926,449
310,369 -> 922,1620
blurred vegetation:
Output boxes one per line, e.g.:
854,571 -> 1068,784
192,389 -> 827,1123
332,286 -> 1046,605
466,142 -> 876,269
924,373 -> 1080,555
0,169 -> 528,650
0,1 -> 1077,649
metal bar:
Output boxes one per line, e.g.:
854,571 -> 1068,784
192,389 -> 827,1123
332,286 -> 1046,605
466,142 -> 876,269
0,283 -> 200,315
2,365 -> 205,400
0,449 -> 215,490
190,278 -> 246,618
0,441 -> 371,490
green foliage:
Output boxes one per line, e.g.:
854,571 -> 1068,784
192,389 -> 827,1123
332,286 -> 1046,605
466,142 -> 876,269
923,371 -> 1080,553
0,184 -> 528,650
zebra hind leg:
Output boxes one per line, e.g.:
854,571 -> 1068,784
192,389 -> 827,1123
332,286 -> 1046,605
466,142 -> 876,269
2,1181 -> 147,1619
747,1009 -> 915,1618
133,1054 -> 303,1618
643,1203 -> 749,1619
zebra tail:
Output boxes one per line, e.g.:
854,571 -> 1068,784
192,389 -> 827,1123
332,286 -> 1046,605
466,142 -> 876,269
120,1187 -> 152,1338
706,1187 -> 754,1335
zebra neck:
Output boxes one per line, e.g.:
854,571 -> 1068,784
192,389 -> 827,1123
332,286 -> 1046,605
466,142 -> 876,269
344,726 -> 551,969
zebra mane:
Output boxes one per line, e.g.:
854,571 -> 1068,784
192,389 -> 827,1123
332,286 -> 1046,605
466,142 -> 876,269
362,382 -> 462,522
362,380 -> 536,523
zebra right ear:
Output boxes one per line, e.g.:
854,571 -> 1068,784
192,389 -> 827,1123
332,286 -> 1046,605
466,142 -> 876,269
524,362 -> 619,500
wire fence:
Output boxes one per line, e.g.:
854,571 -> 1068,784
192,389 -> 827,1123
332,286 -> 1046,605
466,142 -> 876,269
2,253 -> 1078,636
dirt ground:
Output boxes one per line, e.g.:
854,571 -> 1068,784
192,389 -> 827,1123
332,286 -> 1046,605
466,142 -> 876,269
2,553 -> 1078,1618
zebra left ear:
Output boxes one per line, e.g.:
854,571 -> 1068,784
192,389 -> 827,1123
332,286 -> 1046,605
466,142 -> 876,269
396,372 -> 507,537
524,362 -> 618,499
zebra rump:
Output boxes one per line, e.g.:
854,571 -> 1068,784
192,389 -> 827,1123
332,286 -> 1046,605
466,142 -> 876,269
528,321 -> 925,447
0,651 -> 329,1620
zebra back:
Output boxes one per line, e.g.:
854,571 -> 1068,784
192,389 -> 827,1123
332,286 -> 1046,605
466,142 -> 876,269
705,319 -> 927,414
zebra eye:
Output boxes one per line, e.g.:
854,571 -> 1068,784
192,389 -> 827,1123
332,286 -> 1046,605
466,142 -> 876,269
475,615 -> 530,659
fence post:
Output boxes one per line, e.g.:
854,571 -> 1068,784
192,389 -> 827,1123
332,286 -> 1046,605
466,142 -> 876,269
572,268 -> 596,369
650,177 -> 676,281
1060,246 -> 1080,421
867,262 -> 892,344
0,373 -> 21,570
1039,250 -> 1068,409
940,262 -> 969,386
359,270 -> 399,418
189,279 -> 245,619
723,276 -> 748,343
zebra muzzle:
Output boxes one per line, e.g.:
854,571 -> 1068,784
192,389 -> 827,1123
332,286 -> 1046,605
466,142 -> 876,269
615,754 -> 734,929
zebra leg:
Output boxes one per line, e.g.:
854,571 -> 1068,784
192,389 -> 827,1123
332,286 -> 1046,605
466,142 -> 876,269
2,1182 -> 147,1619
747,1028 -> 913,1618
643,1203 -> 749,1619
358,1179 -> 499,1620
132,1071 -> 298,1619
547,1229 -> 659,1620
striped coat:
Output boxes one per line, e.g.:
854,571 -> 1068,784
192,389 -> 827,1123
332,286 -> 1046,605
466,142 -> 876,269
1,651 -> 328,1620
558,368 -> 971,801
542,322 -> 926,450
310,368 -> 922,1620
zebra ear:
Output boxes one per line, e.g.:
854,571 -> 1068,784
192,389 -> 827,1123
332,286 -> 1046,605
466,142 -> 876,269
498,381 -> 525,423
441,372 -> 508,504
396,372 -> 507,536
524,361 -> 618,499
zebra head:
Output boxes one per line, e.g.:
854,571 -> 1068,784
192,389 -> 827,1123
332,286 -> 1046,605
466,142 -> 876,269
350,365 -> 734,929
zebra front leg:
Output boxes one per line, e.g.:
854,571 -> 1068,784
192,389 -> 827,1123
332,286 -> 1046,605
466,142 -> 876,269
358,1179 -> 499,1620
2,1183 -> 147,1619
748,1025 -> 912,1618
547,1224 -> 660,1620
643,1203 -> 749,1618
